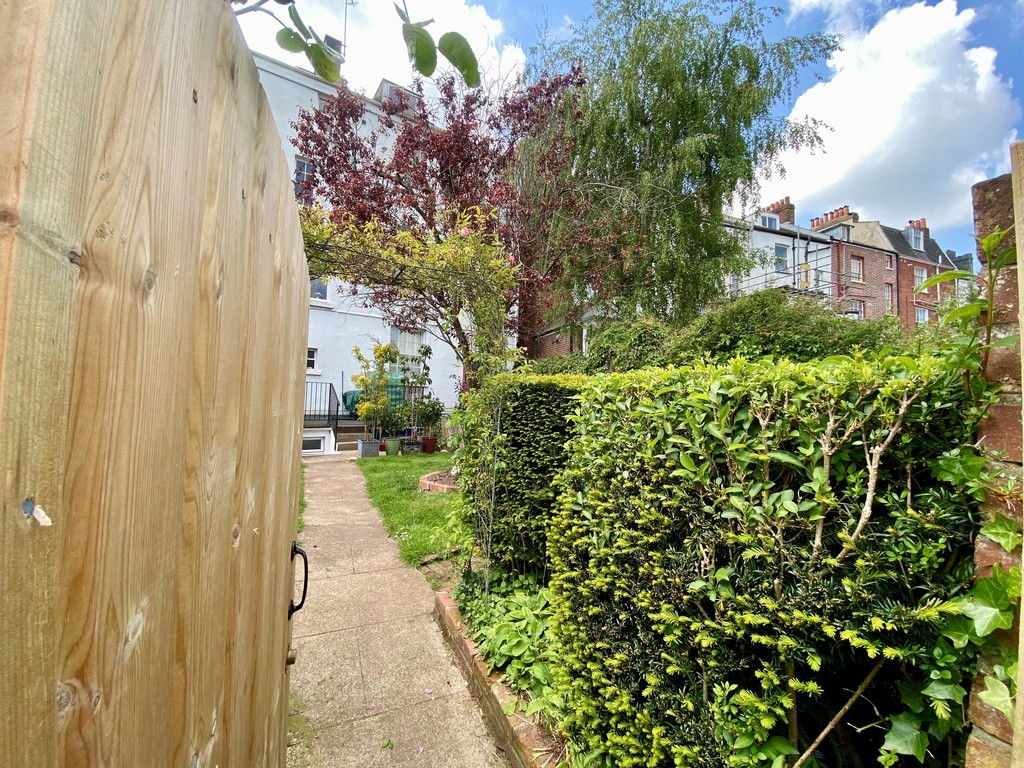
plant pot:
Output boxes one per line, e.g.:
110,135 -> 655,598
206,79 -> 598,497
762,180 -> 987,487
420,436 -> 438,454
356,439 -> 380,458
384,438 -> 402,456
401,438 -> 423,455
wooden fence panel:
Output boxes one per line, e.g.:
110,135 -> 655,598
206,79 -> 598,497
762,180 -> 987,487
0,2 -> 308,767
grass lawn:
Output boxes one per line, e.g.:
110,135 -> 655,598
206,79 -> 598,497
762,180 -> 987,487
356,452 -> 457,566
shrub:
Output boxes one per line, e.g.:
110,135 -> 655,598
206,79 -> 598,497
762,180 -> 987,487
668,290 -> 903,363
583,317 -> 673,372
530,352 -> 589,376
547,355 -> 1002,767
458,373 -> 588,575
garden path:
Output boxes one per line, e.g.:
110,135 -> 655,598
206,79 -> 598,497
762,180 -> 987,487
287,454 -> 506,768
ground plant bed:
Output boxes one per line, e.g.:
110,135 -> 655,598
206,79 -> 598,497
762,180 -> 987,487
420,468 -> 458,493
434,590 -> 567,768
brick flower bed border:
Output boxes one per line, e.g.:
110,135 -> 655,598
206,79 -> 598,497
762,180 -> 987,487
434,590 -> 565,768
419,474 -> 458,493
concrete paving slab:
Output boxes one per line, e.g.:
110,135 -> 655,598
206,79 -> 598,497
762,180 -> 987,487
292,569 -> 435,638
306,697 -> 506,768
291,629 -> 367,729
355,615 -> 468,713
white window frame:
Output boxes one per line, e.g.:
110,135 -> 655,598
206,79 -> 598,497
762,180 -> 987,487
310,278 -> 331,307
850,255 -> 864,282
301,435 -> 325,454
886,254 -> 894,270
911,229 -> 924,251
760,213 -> 779,230
884,283 -> 893,311
774,244 -> 788,273
294,156 -> 314,204
390,327 -> 426,378
306,347 -> 320,375
851,300 -> 865,320
915,306 -> 929,325
913,266 -> 927,289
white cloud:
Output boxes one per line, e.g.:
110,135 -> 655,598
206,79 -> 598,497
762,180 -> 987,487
235,0 -> 526,98
762,0 -> 1020,230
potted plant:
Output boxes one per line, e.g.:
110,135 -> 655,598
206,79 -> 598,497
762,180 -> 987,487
351,342 -> 398,458
416,394 -> 445,454
379,402 -> 410,456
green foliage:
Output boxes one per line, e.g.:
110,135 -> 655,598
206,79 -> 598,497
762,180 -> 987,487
542,0 -> 838,323
546,355 -> 998,767
583,318 -> 673,372
457,374 -> 589,574
352,342 -> 399,440
530,352 -> 590,376
455,572 -> 563,721
668,290 -> 903,364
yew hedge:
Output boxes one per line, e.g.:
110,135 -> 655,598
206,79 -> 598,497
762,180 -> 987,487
458,373 -> 588,574
546,356 -> 1008,767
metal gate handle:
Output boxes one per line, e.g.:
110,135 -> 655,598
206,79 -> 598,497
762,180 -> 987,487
289,541 -> 308,620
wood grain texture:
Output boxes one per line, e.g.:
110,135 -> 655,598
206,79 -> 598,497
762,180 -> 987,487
1012,139 -> 1024,766
1,1 -> 307,766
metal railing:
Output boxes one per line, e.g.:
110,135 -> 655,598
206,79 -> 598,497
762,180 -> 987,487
304,382 -> 341,427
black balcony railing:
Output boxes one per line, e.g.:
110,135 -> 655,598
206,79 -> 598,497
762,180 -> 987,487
304,382 -> 341,428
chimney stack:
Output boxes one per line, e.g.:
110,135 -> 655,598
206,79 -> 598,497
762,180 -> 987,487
908,218 -> 930,237
762,195 -> 796,225
810,206 -> 859,232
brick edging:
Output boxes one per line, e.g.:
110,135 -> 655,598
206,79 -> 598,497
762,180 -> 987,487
419,476 -> 458,493
433,590 -> 565,768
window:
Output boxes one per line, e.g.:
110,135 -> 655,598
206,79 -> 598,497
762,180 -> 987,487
774,245 -> 788,273
886,254 -> 894,270
310,278 -> 328,301
915,306 -> 930,325
913,266 -> 927,289
302,436 -> 324,453
850,256 -> 864,282
729,274 -> 740,297
911,229 -> 924,250
390,327 -> 425,378
294,156 -> 314,204
306,348 -> 318,373
850,300 -> 865,320
760,213 -> 779,230
884,283 -> 893,310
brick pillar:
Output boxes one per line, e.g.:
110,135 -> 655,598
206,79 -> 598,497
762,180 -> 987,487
966,146 -> 1024,768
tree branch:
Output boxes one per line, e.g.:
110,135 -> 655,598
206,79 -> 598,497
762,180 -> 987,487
791,659 -> 885,768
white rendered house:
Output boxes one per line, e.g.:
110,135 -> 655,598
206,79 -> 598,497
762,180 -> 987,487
253,53 -> 464,453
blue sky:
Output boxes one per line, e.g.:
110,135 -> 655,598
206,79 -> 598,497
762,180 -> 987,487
239,0 -> 1023,261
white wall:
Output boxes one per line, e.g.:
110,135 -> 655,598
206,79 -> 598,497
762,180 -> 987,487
728,217 -> 834,299
253,53 -> 463,411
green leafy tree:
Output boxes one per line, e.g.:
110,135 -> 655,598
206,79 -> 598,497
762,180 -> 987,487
540,0 -> 837,324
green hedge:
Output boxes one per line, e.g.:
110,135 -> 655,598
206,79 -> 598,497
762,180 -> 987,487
458,373 -> 588,574
547,356 -> 994,767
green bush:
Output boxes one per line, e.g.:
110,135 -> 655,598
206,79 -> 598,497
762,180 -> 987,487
530,352 -> 589,375
583,318 -> 673,372
458,373 -> 588,575
668,290 -> 903,363
547,355 -> 1004,767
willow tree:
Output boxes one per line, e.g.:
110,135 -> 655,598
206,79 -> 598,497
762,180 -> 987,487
540,0 -> 837,324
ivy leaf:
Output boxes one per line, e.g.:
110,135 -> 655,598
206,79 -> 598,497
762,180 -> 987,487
403,23 -> 437,77
275,27 -> 308,53
922,680 -> 966,705
939,615 -> 977,650
977,677 -> 1015,721
438,31 -> 480,87
980,513 -> 1022,553
881,712 -> 928,761
958,578 -> 1013,637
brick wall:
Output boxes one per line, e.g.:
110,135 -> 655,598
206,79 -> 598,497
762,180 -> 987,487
897,256 -> 942,330
533,327 -> 581,359
833,241 -> 895,321
965,164 -> 1023,768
